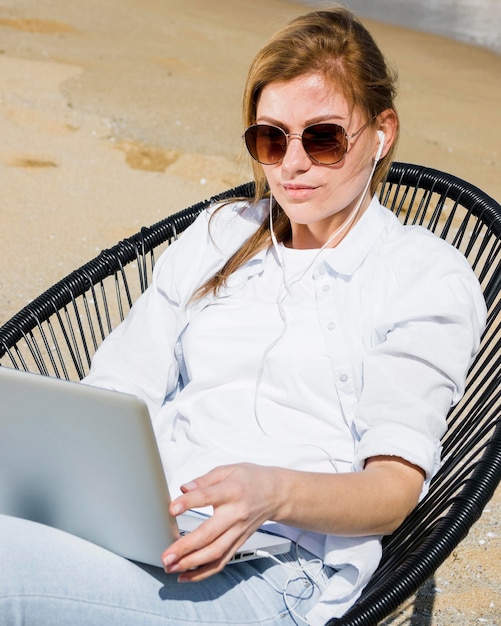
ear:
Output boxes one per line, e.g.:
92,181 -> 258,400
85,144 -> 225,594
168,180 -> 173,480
374,109 -> 398,160
375,131 -> 385,162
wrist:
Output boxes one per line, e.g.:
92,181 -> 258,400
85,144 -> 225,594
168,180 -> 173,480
268,466 -> 296,523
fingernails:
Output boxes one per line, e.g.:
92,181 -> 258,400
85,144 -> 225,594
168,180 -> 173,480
170,502 -> 184,516
162,553 -> 177,571
181,481 -> 197,492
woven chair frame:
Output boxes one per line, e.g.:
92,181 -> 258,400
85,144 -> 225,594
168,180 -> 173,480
1,162 -> 500,625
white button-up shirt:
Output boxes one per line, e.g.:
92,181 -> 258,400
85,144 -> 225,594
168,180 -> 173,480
84,196 -> 486,622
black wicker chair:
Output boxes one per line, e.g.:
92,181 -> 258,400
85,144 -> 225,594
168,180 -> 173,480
1,162 -> 500,625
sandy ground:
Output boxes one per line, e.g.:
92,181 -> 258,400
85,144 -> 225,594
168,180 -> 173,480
0,0 -> 499,623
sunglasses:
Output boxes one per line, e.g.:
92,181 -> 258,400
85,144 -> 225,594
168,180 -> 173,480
243,119 -> 373,166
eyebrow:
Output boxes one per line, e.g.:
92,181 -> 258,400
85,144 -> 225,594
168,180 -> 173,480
256,113 -> 348,128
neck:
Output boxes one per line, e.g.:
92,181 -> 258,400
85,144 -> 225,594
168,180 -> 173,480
289,195 -> 371,250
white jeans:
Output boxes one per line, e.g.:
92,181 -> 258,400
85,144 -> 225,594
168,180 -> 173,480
0,515 -> 334,625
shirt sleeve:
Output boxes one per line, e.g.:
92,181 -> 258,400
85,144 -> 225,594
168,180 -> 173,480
82,208 -> 214,417
82,200 -> 263,418
353,230 -> 487,482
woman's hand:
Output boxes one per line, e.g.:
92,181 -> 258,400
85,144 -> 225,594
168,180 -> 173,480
161,463 -> 281,581
161,456 -> 424,581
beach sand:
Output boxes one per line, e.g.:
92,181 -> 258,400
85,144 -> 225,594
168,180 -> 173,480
0,0 -> 499,623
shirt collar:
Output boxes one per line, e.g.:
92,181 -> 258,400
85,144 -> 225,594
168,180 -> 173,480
247,195 -> 389,278
320,196 -> 389,276
220,195 -> 391,293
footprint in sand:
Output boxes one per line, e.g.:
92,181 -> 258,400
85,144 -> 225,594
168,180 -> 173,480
6,155 -> 58,168
0,17 -> 76,34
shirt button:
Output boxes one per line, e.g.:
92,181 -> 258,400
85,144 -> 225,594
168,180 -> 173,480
318,266 -> 326,275
322,284 -> 330,292
339,374 -> 348,383
327,321 -> 336,330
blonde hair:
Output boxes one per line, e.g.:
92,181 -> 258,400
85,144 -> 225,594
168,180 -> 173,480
195,6 -> 399,301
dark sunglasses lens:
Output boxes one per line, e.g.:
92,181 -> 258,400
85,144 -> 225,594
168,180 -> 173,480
245,125 -> 286,164
303,124 -> 347,164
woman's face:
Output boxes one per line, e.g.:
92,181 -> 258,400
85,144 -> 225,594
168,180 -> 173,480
256,73 -> 382,249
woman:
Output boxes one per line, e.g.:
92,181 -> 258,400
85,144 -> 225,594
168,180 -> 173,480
0,6 -> 486,625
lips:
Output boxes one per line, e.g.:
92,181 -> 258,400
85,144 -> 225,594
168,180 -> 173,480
282,183 -> 317,200
283,183 -> 315,190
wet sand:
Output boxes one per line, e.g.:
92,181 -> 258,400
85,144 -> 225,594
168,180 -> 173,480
0,0 -> 499,623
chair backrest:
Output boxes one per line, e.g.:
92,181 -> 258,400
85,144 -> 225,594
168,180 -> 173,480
1,162 -> 500,625
327,163 -> 501,625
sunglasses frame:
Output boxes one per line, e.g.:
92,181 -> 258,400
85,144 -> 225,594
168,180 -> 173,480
243,118 -> 375,166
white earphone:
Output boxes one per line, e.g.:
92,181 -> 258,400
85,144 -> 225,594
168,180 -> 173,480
375,130 -> 385,162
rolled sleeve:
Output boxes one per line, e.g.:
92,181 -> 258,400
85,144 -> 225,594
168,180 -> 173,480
353,235 -> 486,480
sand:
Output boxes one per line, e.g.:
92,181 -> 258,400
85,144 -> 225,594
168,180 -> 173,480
0,0 -> 499,623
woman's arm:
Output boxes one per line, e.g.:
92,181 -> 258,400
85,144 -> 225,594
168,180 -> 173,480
277,456 -> 424,535
161,457 -> 424,581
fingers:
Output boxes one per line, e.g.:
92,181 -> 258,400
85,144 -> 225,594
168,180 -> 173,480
161,463 -> 278,581
164,540 -> 235,582
176,554 -> 232,582
170,465 -> 250,518
162,515 -> 242,580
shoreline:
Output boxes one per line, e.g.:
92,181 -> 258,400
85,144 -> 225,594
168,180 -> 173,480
0,2 -> 499,623
0,1 -> 499,323
294,0 -> 501,56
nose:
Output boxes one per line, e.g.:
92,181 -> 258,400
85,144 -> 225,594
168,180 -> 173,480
281,133 -> 312,173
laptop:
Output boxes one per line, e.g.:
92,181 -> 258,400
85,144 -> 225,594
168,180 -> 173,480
0,366 -> 291,567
